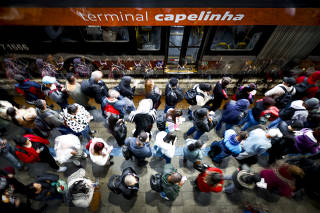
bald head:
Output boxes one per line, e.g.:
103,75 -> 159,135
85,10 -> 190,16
169,172 -> 182,184
91,71 -> 103,81
124,175 -> 138,186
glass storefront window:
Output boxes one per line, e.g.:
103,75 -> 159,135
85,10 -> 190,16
136,26 -> 161,51
210,26 -> 262,51
83,26 -> 129,42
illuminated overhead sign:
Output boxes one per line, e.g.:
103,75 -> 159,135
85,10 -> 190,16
0,8 -> 319,25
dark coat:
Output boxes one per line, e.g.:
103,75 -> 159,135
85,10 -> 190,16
117,167 -> 139,199
164,84 -> 184,106
221,99 -> 249,125
252,101 -> 265,122
81,78 -> 108,104
193,108 -> 215,132
118,76 -> 135,99
212,81 -> 228,111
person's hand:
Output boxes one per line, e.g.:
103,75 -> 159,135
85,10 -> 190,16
36,149 -> 41,153
8,174 -> 14,178
208,117 -> 213,122
217,183 -> 223,188
71,150 -> 77,155
14,198 -> 20,207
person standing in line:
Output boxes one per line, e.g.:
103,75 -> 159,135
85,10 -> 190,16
188,83 -> 213,120
14,135 -> 67,172
41,76 -> 68,109
211,77 -> 232,111
86,137 -> 114,167
124,131 -> 152,167
81,71 -> 108,104
0,138 -> 23,170
65,73 -> 95,110
14,74 -> 44,105
160,163 -> 185,201
164,78 -> 184,113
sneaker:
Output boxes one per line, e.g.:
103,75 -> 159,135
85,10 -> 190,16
56,166 -> 67,173
72,160 -> 81,167
109,155 -> 114,160
89,130 -> 96,135
82,152 -> 88,158
160,192 -> 170,200
109,161 -> 114,166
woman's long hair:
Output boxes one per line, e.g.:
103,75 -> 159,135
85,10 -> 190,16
166,109 -> 183,124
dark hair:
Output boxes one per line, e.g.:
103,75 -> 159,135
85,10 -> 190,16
238,131 -> 248,141
6,107 -> 16,117
262,97 -> 276,108
66,73 -> 75,83
163,133 -> 176,144
166,109 -> 183,124
169,78 -> 178,87
14,137 -> 27,146
69,180 -> 89,198
187,140 -> 203,151
199,83 -> 212,92
107,113 -> 120,131
26,183 -> 38,197
93,142 -> 105,153
170,172 -> 182,184
313,128 -> 320,142
205,172 -> 223,186
67,104 -> 78,114
35,99 -> 45,110
14,74 -> 25,84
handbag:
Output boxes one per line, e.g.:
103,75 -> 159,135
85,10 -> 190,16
193,163 -> 209,173
150,173 -> 163,192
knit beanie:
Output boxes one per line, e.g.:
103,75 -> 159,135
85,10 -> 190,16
305,98 -> 320,110
3,166 -> 15,175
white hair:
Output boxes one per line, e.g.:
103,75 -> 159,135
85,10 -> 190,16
136,99 -> 153,113
124,175 -> 137,186
91,71 -> 103,80
108,89 -> 120,99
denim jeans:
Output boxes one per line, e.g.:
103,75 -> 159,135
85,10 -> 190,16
215,119 -> 235,131
239,110 -> 259,131
0,145 -> 22,169
154,146 -> 172,163
59,125 -> 91,140
186,126 -> 204,140
164,104 -> 175,113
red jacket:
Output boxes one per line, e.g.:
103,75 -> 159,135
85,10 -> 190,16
197,167 -> 224,193
15,134 -> 50,164
296,71 -> 320,98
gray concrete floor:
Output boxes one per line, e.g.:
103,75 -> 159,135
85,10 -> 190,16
0,97 -> 320,213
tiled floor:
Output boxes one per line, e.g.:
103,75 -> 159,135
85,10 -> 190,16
0,96 -> 319,213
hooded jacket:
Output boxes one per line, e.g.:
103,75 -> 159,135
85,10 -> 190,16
221,99 -> 249,125
119,76 -> 135,99
81,78 -> 108,104
290,100 -> 308,122
242,128 -> 271,155
193,108 -> 215,132
223,129 -> 242,157
125,137 -> 152,158
294,128 -> 320,154
212,81 -> 228,111
161,164 -> 180,201
15,80 -> 43,102
113,167 -> 139,200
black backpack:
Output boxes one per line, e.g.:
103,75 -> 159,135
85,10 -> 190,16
150,173 -> 163,192
156,114 -> 166,131
294,77 -> 315,99
185,87 -> 204,105
165,88 -> 178,106
279,107 -> 306,121
114,121 -> 127,146
275,86 -> 294,109
122,145 -> 132,160
107,175 -> 122,194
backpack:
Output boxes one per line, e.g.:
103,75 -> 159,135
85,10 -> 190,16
150,174 -> 163,192
165,88 -> 178,106
279,107 -> 306,121
294,77 -> 315,98
107,175 -> 122,194
34,111 -> 54,138
275,86 -> 294,109
122,145 -> 132,160
156,114 -> 166,131
185,86 -> 204,105
114,121 -> 127,146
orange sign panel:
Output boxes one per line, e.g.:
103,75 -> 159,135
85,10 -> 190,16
0,8 -> 320,26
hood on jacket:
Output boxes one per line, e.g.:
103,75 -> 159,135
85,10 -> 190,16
235,99 -> 250,112
121,76 -> 132,87
290,100 -> 306,110
136,99 -> 153,113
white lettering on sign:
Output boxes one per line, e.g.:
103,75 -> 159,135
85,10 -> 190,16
77,10 -> 244,24
0,43 -> 29,51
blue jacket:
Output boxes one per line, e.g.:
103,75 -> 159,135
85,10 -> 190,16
15,80 -> 42,102
125,137 -> 152,158
221,99 -> 250,124
223,129 -> 242,157
101,96 -> 126,117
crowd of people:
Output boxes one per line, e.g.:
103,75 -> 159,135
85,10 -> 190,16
0,69 -> 320,212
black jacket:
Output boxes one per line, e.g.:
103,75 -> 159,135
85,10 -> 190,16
109,167 -> 139,200
81,78 -> 108,104
193,108 -> 215,132
118,76 -> 135,99
165,84 -> 184,106
212,81 -> 228,111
